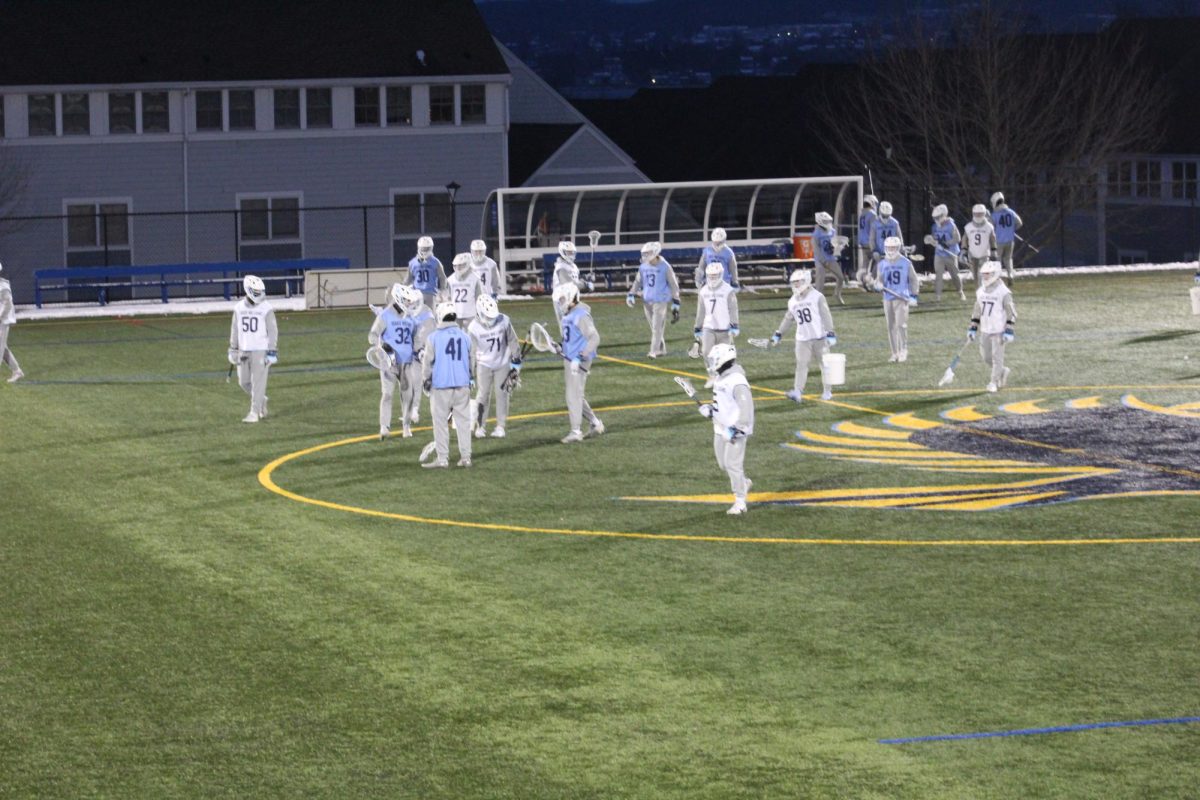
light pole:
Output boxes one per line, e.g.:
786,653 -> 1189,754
445,181 -> 461,255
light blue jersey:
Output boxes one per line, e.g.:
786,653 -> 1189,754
873,217 -> 902,254
701,245 -> 735,284
429,326 -> 471,389
561,305 -> 591,361
878,257 -> 913,298
639,260 -> 672,304
408,256 -> 443,294
931,219 -> 961,256
379,308 -> 416,364
813,226 -> 837,264
992,207 -> 1020,244
858,209 -> 876,246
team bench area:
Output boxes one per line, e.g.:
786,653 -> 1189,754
33,258 -> 351,307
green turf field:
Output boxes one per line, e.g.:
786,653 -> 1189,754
2,271 -> 1198,798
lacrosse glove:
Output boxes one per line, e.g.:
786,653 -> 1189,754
626,294 -> 636,308
227,348 -> 241,365
570,357 -> 582,375
585,280 -> 595,292
266,350 -> 278,366
381,342 -> 394,354
726,426 -> 745,442
968,321 -> 979,342
693,327 -> 702,341
699,403 -> 715,419
826,331 -> 837,347
770,331 -> 782,345
422,376 -> 432,394
1003,325 -> 1015,343
730,325 -> 740,338
670,301 -> 680,323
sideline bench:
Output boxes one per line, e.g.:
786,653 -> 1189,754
539,242 -> 804,292
33,258 -> 351,307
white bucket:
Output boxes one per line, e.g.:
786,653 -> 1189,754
1190,285 -> 1200,316
821,352 -> 846,386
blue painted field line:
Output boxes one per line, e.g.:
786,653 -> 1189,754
879,716 -> 1200,744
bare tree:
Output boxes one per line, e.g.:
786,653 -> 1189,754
817,2 -> 1166,259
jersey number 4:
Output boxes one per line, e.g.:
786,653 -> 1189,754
444,338 -> 464,361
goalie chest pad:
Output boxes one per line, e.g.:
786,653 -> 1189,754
234,300 -> 273,351
638,261 -> 672,304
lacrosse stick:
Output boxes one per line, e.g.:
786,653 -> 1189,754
1015,233 -> 1040,254
937,338 -> 972,387
419,441 -> 438,463
587,229 -> 601,285
365,344 -> 395,371
673,376 -> 707,408
529,322 -> 588,372
901,244 -> 925,263
881,285 -> 919,307
831,235 -> 850,257
369,303 -> 383,316
500,340 -> 533,393
747,337 -> 777,349
226,348 -> 246,383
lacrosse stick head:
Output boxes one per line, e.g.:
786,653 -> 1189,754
937,367 -> 956,387
366,345 -> 393,370
831,235 -> 849,255
227,348 -> 242,366
747,338 -> 773,349
528,322 -> 557,353
673,375 -> 697,398
587,230 -> 601,248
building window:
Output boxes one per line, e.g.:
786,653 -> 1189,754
305,88 -> 331,128
228,90 -> 255,130
1171,161 -> 1198,200
1135,160 -> 1161,199
391,190 -> 451,263
386,86 -> 411,126
62,93 -> 90,135
238,194 -> 302,259
109,92 -> 136,134
196,90 -> 223,131
65,201 -> 132,262
28,93 -> 57,136
142,92 -> 169,133
274,89 -> 300,129
461,84 -> 486,124
355,86 -> 380,127
429,85 -> 455,125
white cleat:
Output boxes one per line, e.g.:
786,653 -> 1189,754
421,460 -> 448,469
1000,367 -> 1011,388
409,408 -> 419,424
898,349 -> 908,363
561,430 -> 585,444
242,412 -> 260,423
986,381 -> 998,393
490,426 -> 506,438
589,418 -> 605,436
888,353 -> 899,363
380,427 -> 390,441
821,389 -> 833,401
785,390 -> 803,403
726,499 -> 748,515
457,458 -> 472,468
959,289 -> 967,301
647,352 -> 657,359
6,370 -> 23,383
402,423 -> 412,438
474,428 -> 487,439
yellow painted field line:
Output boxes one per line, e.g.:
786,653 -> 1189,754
785,443 -> 981,459
1066,396 -> 1104,409
1001,399 -> 1050,415
831,420 -> 913,440
795,431 -> 925,450
921,491 -> 1068,510
883,412 -> 943,430
942,405 -> 991,422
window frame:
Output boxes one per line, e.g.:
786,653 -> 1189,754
62,197 -> 134,263
428,85 -> 455,125
195,89 -> 224,131
108,91 -> 137,134
354,86 -> 381,128
61,92 -> 90,135
236,192 -> 304,247
385,86 -> 412,127
227,89 -> 256,131
460,83 -> 486,125
28,93 -> 58,137
391,188 -> 452,259
304,87 -> 332,129
273,88 -> 301,130
141,91 -> 170,133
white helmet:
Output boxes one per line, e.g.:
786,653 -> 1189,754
972,204 -> 988,222
389,282 -> 406,312
863,194 -> 878,210
552,281 -> 580,311
640,241 -> 659,261
990,191 -> 1005,209
399,284 -> 423,314
706,342 -> 737,375
711,227 -> 727,246
931,204 -> 948,222
558,240 -> 577,263
475,294 -> 499,323
470,239 -> 487,264
815,211 -> 833,229
243,274 -> 266,304
980,260 -> 1002,287
705,261 -> 724,288
0,260 -> 4,273
790,268 -> 812,293
878,201 -> 893,218
435,300 -> 456,323
452,252 -> 471,273
417,236 -> 434,259
883,236 -> 902,260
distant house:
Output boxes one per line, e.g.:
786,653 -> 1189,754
0,0 -> 645,302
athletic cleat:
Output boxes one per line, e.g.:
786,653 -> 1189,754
242,412 -> 260,423
401,423 -> 412,438
888,353 -> 899,363
785,390 -> 803,403
561,430 -> 585,444
726,500 -> 748,515
409,408 -> 419,424
821,389 -> 833,401
589,418 -> 605,436
490,426 -> 506,438
647,352 -> 657,359
474,428 -> 487,439
986,381 -> 998,393
457,458 -> 472,468
260,396 -> 268,419
898,349 -> 908,363
959,289 -> 967,301
380,427 -> 389,441
1000,366 -> 1011,388
7,370 -> 23,383
421,460 -> 448,469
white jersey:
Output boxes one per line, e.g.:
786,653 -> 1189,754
472,257 -> 501,297
446,270 -> 483,321
698,282 -> 736,331
975,281 -> 1014,334
786,290 -> 829,341
712,367 -> 754,437
467,314 -> 515,370
0,278 -> 15,325
963,220 -> 995,258
232,299 -> 275,351
552,258 -> 582,290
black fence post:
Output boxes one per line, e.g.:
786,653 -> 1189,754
233,210 -> 240,263
1058,184 -> 1066,268
362,206 -> 370,268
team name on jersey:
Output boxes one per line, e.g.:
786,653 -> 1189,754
699,282 -> 734,330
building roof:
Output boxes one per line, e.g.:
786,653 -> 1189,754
507,123 -> 584,186
0,0 -> 509,87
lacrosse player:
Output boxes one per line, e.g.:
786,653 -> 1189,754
695,227 -> 739,289
856,195 -> 878,289
420,301 -> 474,468
963,204 -> 997,284
627,241 -> 680,358
876,237 -> 920,363
694,262 -> 739,385
228,275 -> 278,423
929,205 -> 966,302
697,343 -> 755,515
447,253 -> 484,329
870,201 -> 903,278
812,212 -> 845,305
970,261 -> 1017,393
400,285 -> 436,429
405,236 -> 446,309
770,269 -> 836,402
468,295 -> 521,438
469,239 -> 502,298
0,261 -> 24,383
990,192 -> 1023,281
368,284 -> 415,439
551,241 -> 594,321
554,282 -> 604,443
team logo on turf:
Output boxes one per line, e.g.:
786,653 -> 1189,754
625,396 -> 1200,510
